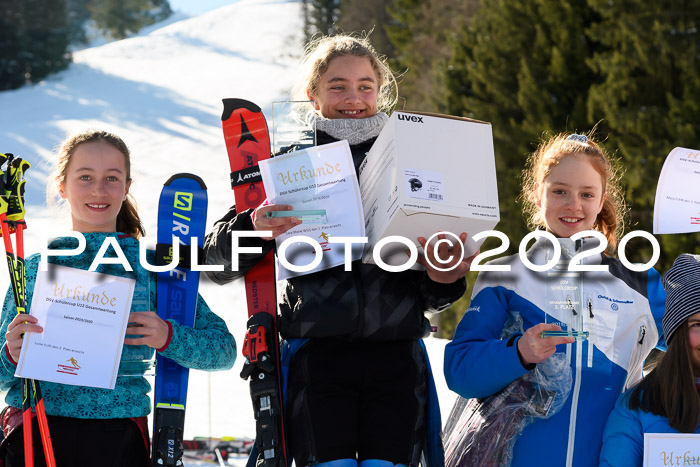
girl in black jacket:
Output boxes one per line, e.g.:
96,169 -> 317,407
204,34 -> 473,467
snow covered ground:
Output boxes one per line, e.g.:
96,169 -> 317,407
0,1 -> 458,464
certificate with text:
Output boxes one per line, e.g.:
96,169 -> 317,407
644,433 -> 700,467
259,140 -> 365,280
15,265 -> 135,389
653,147 -> 700,234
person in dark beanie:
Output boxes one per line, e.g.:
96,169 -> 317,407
600,253 -> 700,467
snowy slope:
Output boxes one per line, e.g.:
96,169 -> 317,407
0,0 -> 458,459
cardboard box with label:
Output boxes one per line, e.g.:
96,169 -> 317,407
359,111 -> 499,266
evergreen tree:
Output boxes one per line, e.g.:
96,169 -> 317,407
301,0 -> 341,41
148,0 -> 172,21
0,0 -> 25,90
1,0 -> 172,90
386,0 -> 479,112
0,0 -> 71,91
25,0 -> 72,80
87,0 -> 171,40
301,0 -> 312,41
336,0 -> 394,57
587,0 -> 700,269
65,0 -> 90,45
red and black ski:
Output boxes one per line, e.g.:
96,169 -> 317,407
221,99 -> 288,467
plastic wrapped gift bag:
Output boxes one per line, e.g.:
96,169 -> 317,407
442,312 -> 573,467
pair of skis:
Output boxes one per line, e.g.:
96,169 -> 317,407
153,99 -> 289,466
152,173 -> 208,466
0,153 -> 56,467
221,99 -> 288,467
153,99 -> 286,467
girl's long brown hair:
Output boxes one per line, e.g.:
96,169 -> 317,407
628,323 -> 700,432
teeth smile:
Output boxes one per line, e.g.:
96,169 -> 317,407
561,217 -> 581,223
87,203 -> 108,209
341,110 -> 361,114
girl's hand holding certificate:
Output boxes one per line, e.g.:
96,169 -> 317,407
5,314 -> 42,362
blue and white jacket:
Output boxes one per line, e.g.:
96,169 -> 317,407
599,388 -> 700,467
444,236 -> 666,467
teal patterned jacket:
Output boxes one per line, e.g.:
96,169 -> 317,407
0,232 -> 236,419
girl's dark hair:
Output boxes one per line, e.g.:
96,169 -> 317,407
51,129 -> 145,238
628,321 -> 700,432
520,132 -> 627,254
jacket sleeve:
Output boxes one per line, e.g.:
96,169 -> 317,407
203,205 -> 275,285
0,255 -> 39,392
0,286 -> 20,391
444,278 -> 530,399
419,275 -> 467,314
158,292 -> 236,370
599,394 -> 644,467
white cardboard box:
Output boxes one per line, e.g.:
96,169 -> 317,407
359,111 -> 500,265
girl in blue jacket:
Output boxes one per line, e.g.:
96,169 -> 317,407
0,129 -> 236,466
444,133 -> 666,467
600,253 -> 700,467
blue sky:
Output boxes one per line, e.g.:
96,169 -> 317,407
169,0 -> 240,15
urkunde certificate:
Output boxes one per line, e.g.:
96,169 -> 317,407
259,140 -> 365,280
15,264 -> 135,389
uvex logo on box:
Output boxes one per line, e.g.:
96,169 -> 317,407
397,114 -> 424,123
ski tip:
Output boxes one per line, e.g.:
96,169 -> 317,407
163,173 -> 207,190
222,98 -> 261,121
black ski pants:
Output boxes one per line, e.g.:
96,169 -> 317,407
3,415 -> 147,467
287,339 -> 427,466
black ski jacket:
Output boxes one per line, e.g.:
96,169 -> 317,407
204,130 -> 467,341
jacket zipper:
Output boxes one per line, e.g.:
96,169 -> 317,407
586,298 -> 594,368
623,323 -> 648,391
566,332 -> 583,467
566,252 -> 585,467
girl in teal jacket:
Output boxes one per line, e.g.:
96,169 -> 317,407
600,254 -> 700,466
0,129 -> 236,466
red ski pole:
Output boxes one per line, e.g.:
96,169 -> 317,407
1,155 -> 57,467
0,153 -> 32,466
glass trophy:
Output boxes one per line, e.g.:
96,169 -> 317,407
271,100 -> 316,156
266,209 -> 328,224
542,255 -> 589,340
119,278 -> 156,376
271,100 -> 320,223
